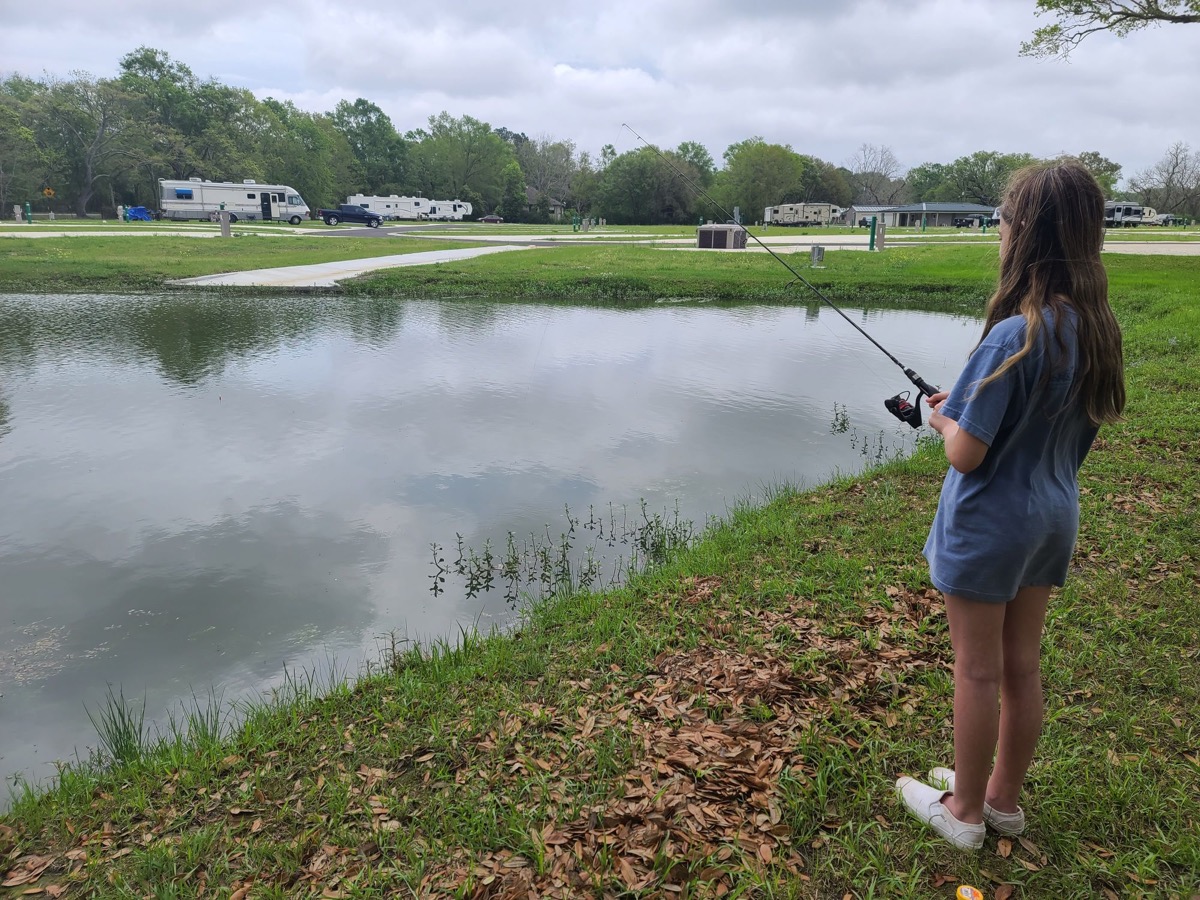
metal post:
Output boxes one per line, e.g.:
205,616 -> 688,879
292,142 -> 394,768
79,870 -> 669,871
869,215 -> 877,251
218,209 -> 232,238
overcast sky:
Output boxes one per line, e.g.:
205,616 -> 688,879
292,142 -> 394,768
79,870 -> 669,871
2,0 -> 1197,183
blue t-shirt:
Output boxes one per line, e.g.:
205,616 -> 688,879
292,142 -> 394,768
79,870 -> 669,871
923,309 -> 1098,602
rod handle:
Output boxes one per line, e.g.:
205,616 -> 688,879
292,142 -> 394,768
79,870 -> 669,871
904,368 -> 940,398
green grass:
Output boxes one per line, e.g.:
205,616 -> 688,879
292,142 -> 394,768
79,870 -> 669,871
1,251 -> 1197,897
337,242 -> 1003,312
0,236 -> 485,292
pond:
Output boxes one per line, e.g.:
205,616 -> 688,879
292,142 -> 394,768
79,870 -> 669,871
0,292 -> 981,802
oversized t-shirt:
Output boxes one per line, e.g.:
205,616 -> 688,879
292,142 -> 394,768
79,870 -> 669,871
922,309 -> 1098,602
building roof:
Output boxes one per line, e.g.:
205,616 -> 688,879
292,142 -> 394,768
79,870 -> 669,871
887,202 -> 996,213
846,204 -> 895,212
525,186 -> 564,207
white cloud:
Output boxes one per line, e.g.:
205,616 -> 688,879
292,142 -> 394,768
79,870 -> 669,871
1,0 -> 1196,179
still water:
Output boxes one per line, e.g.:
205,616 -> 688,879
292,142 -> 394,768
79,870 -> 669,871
0,292 -> 980,800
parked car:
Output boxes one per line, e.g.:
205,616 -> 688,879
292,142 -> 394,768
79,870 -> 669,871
316,204 -> 383,227
479,214 -> 504,224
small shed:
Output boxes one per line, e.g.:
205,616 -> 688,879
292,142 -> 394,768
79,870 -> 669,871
842,204 -> 896,226
697,224 -> 747,249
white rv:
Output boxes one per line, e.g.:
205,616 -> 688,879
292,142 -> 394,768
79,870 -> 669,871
159,178 -> 310,224
1104,200 -> 1144,228
426,200 -> 473,221
764,202 -> 833,227
347,194 -> 475,221
348,194 -> 430,220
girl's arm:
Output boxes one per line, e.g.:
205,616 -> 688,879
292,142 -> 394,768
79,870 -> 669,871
926,391 -> 989,474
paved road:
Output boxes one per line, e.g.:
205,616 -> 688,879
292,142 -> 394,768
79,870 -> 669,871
169,244 -> 533,287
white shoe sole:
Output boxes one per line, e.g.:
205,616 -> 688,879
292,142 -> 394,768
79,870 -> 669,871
896,775 -> 986,851
928,767 -> 1026,835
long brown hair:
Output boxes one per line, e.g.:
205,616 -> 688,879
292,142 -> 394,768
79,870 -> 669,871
974,160 -> 1125,425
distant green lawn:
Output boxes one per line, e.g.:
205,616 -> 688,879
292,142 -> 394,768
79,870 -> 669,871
0,236 -> 486,292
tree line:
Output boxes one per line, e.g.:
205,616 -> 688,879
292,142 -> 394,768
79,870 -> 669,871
2,47 -> 1197,222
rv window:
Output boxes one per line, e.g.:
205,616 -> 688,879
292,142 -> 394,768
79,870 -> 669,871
174,189 -> 193,199
247,193 -> 256,199
287,195 -> 301,205
414,201 -> 421,207
273,193 -> 283,202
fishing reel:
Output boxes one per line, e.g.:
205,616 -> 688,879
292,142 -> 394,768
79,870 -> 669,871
885,390 -> 923,429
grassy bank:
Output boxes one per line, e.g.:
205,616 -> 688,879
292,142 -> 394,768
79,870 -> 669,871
338,242 -> 1001,311
0,236 -> 482,293
1,255 -> 1198,898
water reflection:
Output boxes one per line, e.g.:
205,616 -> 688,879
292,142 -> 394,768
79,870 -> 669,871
0,292 -> 981,801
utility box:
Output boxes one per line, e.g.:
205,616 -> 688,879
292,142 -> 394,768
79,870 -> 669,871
697,224 -> 747,250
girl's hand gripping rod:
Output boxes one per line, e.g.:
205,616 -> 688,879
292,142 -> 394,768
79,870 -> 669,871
621,124 -> 938,429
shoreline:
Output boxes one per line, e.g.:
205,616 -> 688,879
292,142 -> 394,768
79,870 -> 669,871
1,253 -> 1197,897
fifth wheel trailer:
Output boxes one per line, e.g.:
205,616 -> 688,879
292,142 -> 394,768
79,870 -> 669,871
347,194 -> 474,221
159,178 -> 310,224
764,202 -> 834,226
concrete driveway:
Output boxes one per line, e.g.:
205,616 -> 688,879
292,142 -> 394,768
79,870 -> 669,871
169,244 -> 533,287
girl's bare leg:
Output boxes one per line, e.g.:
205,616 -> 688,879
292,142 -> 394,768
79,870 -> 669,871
988,585 -> 1051,813
942,594 -> 1007,824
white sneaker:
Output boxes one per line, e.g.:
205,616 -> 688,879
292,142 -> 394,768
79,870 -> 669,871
928,767 -> 1026,835
896,775 -> 986,851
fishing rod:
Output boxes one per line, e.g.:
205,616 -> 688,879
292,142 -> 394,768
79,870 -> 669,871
622,123 -> 937,428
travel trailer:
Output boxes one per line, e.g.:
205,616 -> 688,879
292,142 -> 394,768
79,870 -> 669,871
1104,200 -> 1144,228
159,178 -> 309,224
764,202 -> 834,227
347,195 -> 474,221
425,200 -> 473,221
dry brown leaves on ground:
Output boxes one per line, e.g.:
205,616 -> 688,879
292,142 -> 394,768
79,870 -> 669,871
416,581 -> 945,898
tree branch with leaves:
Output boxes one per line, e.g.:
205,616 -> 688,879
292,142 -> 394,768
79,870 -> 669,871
1022,0 -> 1200,58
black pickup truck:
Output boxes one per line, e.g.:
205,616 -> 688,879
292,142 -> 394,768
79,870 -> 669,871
317,204 -> 383,227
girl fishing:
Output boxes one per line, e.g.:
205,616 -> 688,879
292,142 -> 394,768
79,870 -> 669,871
896,161 -> 1126,850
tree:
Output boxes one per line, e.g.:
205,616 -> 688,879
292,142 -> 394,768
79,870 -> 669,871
496,160 -> 527,221
34,73 -> 134,216
566,150 -> 599,217
115,47 -> 260,204
330,98 -> 407,192
847,143 -> 908,205
716,140 -> 810,222
674,141 -> 715,188
945,151 -> 1038,207
794,156 -> 854,207
906,162 -> 958,202
494,126 -> 529,150
0,94 -> 47,212
408,113 -> 516,209
1074,150 -> 1122,195
595,146 -> 700,224
514,134 -> 576,202
256,99 -> 361,210
1129,142 -> 1200,216
1022,0 -> 1200,58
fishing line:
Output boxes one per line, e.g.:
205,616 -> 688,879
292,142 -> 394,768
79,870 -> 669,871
621,123 -> 937,428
